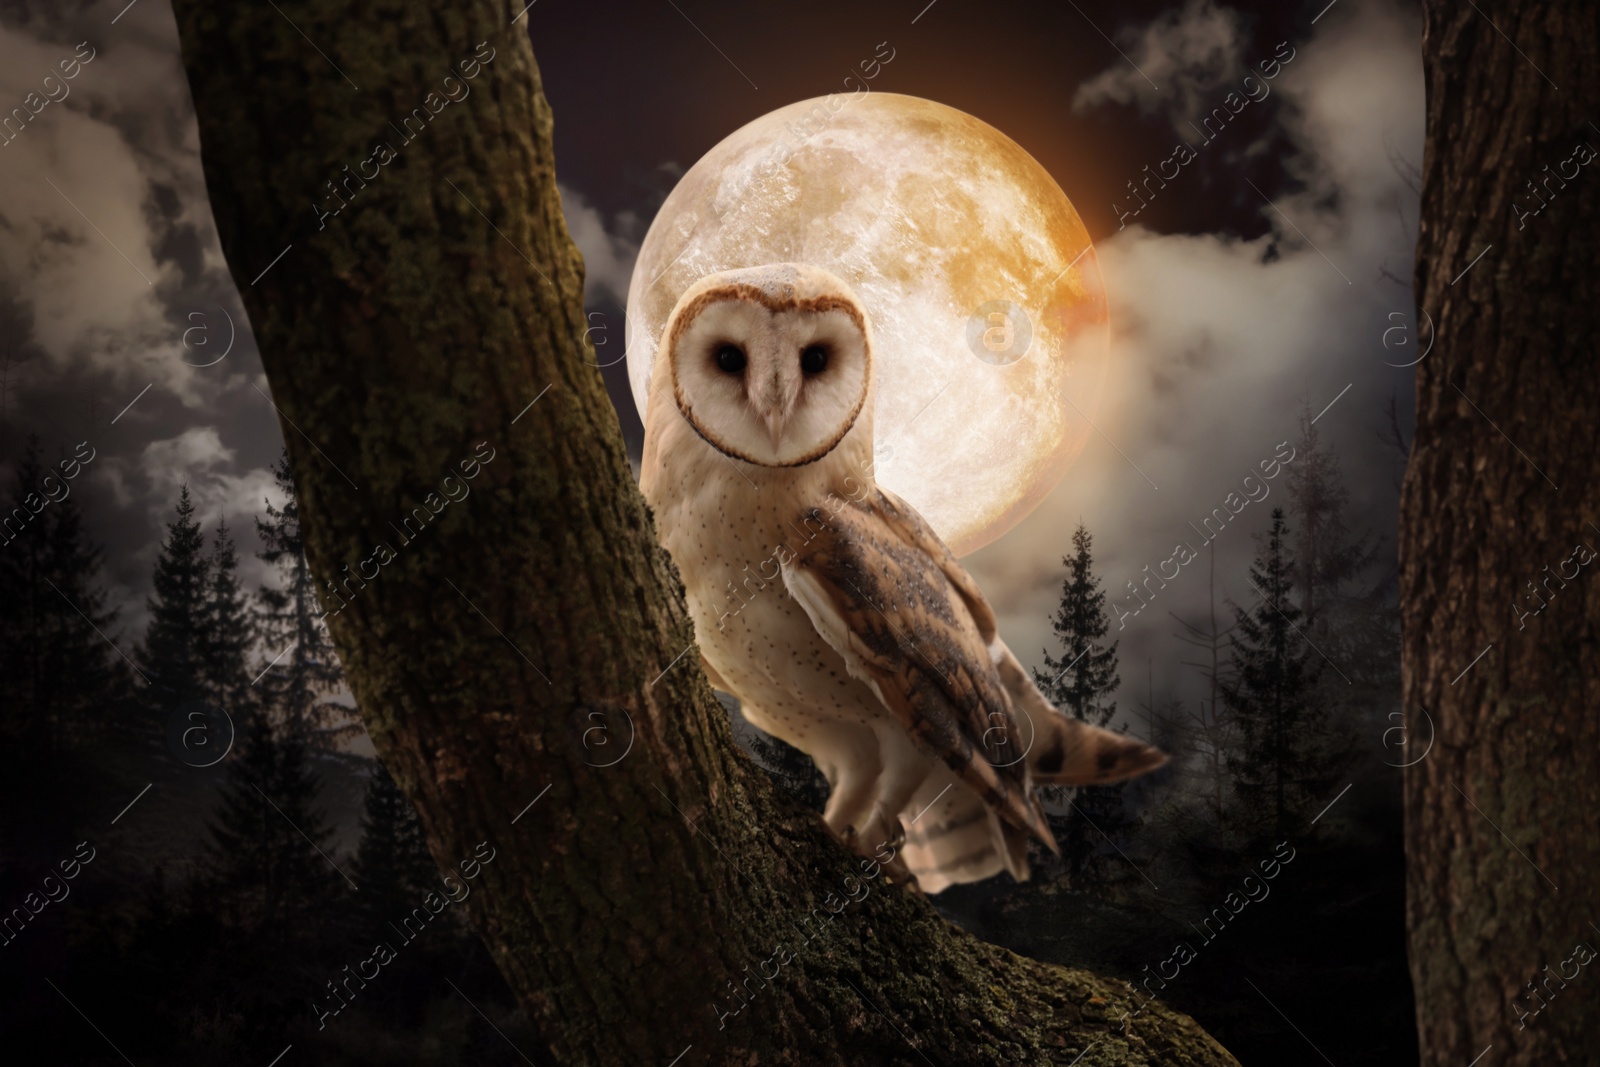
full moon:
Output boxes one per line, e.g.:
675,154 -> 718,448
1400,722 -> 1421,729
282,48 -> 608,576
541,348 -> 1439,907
626,92 -> 1108,556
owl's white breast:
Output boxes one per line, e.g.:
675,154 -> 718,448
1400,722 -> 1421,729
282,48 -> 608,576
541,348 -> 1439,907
641,399 -> 889,753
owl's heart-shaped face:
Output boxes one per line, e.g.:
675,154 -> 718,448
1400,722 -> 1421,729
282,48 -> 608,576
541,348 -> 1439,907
665,266 -> 872,468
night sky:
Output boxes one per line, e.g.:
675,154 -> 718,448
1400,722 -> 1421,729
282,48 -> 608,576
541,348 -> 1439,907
0,0 -> 1422,731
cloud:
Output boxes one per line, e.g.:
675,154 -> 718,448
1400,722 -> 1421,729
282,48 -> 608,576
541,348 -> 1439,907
964,0 -> 1422,724
559,183 -> 641,307
0,6 -> 259,411
138,424 -> 232,481
1072,0 -> 1248,133
135,426 -> 280,526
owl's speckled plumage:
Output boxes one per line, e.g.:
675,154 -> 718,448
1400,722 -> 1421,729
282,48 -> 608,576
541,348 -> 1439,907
641,264 -> 1165,893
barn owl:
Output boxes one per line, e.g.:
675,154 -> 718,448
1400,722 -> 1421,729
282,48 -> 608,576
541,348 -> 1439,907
640,264 -> 1165,894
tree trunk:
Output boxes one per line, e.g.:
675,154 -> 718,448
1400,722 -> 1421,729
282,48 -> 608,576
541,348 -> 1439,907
167,2 -> 1238,1063
1405,3 -> 1600,1063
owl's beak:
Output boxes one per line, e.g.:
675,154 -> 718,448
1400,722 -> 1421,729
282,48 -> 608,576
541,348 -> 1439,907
765,409 -> 786,451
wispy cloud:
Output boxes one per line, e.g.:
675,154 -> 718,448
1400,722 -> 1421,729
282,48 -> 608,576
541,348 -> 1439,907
1072,0 -> 1247,131
559,183 -> 642,308
966,0 -> 1422,721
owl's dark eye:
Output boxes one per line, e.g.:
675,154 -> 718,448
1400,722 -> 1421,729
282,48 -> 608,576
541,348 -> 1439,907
800,344 -> 829,376
714,344 -> 746,374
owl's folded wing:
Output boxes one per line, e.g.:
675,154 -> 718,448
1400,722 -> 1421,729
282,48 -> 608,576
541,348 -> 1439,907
875,487 -> 1168,789
779,489 -> 1056,849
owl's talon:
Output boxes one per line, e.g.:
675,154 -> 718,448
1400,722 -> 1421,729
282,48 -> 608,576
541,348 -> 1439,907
880,850 -> 919,891
822,816 -> 921,891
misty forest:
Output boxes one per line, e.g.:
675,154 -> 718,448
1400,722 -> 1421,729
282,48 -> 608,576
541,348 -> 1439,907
0,404 -> 1413,1064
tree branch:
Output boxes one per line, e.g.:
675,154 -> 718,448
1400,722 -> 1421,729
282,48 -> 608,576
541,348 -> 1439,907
168,3 -> 1238,1062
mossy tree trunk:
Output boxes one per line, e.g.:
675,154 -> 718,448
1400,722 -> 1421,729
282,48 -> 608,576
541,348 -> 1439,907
1405,2 -> 1600,1063
169,3 -> 1237,1063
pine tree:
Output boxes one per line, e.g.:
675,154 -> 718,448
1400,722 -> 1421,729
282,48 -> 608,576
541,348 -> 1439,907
1035,524 -> 1119,722
1033,523 -> 1128,883
139,485 -> 210,725
1340,564 -> 1402,742
255,451 -> 349,745
207,459 -> 351,943
352,761 -> 438,933
0,438 -> 123,751
1285,408 -> 1375,623
1222,508 -> 1327,837
206,711 -> 345,941
40,469 -> 125,745
201,516 -> 256,716
1170,543 -> 1237,838
1,445 -> 59,750
1283,405 -> 1391,759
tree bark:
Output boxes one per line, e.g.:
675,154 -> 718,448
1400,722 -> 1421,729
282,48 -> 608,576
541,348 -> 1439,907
169,3 -> 1238,1063
1406,3 -> 1600,1063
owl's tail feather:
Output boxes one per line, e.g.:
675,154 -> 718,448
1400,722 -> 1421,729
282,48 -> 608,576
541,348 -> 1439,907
991,640 -> 1168,787
897,773 -> 1031,895
1027,715 -> 1168,786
